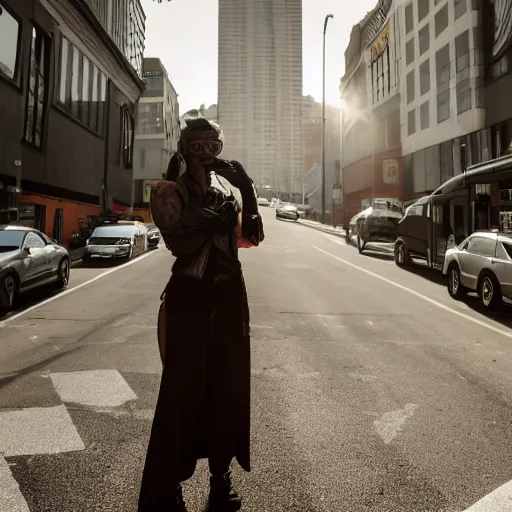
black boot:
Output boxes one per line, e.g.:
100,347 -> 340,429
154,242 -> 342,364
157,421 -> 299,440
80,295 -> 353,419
208,471 -> 242,511
174,483 -> 188,512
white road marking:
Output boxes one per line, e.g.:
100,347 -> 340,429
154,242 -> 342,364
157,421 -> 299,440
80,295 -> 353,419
0,405 -> 85,456
0,456 -> 30,512
313,246 -> 512,340
0,249 -> 161,326
374,403 -> 418,444
50,369 -> 137,408
463,479 -> 512,511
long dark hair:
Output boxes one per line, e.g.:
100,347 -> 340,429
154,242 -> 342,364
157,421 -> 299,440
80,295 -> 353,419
165,151 -> 185,182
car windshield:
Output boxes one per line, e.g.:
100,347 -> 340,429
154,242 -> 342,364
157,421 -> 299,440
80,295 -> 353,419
0,230 -> 25,251
92,226 -> 137,238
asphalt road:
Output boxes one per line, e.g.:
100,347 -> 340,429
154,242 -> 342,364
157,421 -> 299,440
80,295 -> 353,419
2,208 -> 512,511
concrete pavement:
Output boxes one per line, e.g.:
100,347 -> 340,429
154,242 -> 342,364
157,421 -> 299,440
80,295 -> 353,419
1,208 -> 512,511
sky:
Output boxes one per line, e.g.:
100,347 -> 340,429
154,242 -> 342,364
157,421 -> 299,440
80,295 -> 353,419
141,0 -> 378,113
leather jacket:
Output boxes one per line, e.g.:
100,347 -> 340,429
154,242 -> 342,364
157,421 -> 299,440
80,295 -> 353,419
155,159 -> 264,282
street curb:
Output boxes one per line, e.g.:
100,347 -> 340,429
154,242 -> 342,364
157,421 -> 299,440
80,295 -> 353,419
297,220 -> 346,238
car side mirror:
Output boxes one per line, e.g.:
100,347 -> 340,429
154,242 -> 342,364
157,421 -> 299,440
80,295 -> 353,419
23,247 -> 31,255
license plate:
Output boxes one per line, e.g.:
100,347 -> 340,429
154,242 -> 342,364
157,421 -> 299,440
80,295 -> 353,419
99,247 -> 115,254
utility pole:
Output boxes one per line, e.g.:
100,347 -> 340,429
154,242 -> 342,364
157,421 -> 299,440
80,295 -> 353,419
322,14 -> 334,223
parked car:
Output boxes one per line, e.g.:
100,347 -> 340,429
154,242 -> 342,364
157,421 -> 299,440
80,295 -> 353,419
443,230 -> 512,309
145,223 -> 161,249
83,223 -> 147,262
353,199 -> 404,253
394,196 -> 431,266
276,203 -> 300,221
257,197 -> 271,207
0,225 -> 70,314
296,204 -> 313,219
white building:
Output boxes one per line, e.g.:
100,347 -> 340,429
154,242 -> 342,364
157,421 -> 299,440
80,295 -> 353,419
400,0 -> 484,196
218,0 -> 303,198
133,58 -> 180,204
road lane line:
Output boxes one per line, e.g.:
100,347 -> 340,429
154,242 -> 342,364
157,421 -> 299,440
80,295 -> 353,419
1,249 -> 161,326
313,246 -> 512,340
463,480 -> 512,511
0,456 -> 30,512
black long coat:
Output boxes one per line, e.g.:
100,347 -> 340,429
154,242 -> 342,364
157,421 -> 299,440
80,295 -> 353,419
138,163 -> 259,510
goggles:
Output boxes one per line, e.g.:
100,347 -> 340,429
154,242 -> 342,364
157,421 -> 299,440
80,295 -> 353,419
187,140 -> 223,157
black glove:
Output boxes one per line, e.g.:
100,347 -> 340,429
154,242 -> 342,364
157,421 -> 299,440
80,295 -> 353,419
216,199 -> 239,234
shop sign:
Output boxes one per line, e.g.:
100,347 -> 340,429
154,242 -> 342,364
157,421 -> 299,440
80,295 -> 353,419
383,159 -> 398,184
370,23 -> 390,62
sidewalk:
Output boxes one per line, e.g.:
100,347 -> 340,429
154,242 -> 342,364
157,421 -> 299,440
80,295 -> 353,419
297,218 -> 346,238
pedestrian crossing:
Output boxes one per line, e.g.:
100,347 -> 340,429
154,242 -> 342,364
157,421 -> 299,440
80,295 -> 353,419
0,369 -> 149,512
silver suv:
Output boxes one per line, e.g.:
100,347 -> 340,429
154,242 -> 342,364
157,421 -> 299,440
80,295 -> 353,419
443,231 -> 512,309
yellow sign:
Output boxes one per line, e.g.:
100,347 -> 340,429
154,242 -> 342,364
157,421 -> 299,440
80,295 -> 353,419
370,23 -> 390,62
142,180 -> 162,203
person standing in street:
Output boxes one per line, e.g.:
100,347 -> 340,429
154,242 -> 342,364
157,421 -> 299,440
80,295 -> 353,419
138,111 -> 264,512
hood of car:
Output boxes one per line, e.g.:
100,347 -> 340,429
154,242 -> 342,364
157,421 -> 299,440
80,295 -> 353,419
0,248 -> 22,267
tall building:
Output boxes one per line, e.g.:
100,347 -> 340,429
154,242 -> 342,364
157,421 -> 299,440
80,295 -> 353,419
218,0 -> 303,199
339,0 -> 404,227
133,57 -> 180,213
401,0 -> 484,199
0,0 -> 145,246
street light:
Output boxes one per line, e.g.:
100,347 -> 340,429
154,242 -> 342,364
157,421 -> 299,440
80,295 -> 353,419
322,14 -> 334,224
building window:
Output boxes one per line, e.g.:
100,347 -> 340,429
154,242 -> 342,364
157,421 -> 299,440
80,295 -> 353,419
454,0 -> 467,19
420,59 -> 430,95
0,2 -> 20,80
419,24 -> 430,55
435,4 -> 449,37
406,70 -> 415,104
406,39 -> 415,66
455,31 -> 471,114
24,26 -> 50,148
420,101 -> 430,130
122,106 -> 134,169
58,35 -> 107,135
408,109 -> 416,135
436,44 -> 451,123
440,140 -> 454,181
371,51 -> 387,103
418,0 -> 429,21
437,90 -> 450,123
457,79 -> 472,114
405,3 -> 414,34
143,74 -> 164,97
137,103 -> 165,134
455,31 -> 470,80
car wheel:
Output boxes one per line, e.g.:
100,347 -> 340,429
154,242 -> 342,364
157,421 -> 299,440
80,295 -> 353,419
0,272 -> 19,315
478,271 -> 502,310
56,258 -> 70,290
394,241 -> 407,267
357,235 -> 366,254
447,263 -> 466,300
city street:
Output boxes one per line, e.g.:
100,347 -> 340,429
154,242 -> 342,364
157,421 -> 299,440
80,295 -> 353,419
2,208 -> 512,511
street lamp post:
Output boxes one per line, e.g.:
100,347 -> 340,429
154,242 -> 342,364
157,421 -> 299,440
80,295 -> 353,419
322,14 -> 334,224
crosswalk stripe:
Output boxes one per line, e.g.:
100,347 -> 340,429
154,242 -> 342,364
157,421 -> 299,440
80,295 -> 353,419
50,369 -> 138,408
463,480 -> 512,511
0,405 -> 85,457
0,456 -> 30,512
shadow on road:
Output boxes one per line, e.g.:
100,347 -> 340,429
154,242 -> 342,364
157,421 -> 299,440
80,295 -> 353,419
401,262 -> 447,288
75,258 -> 131,270
1,283 -> 65,321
